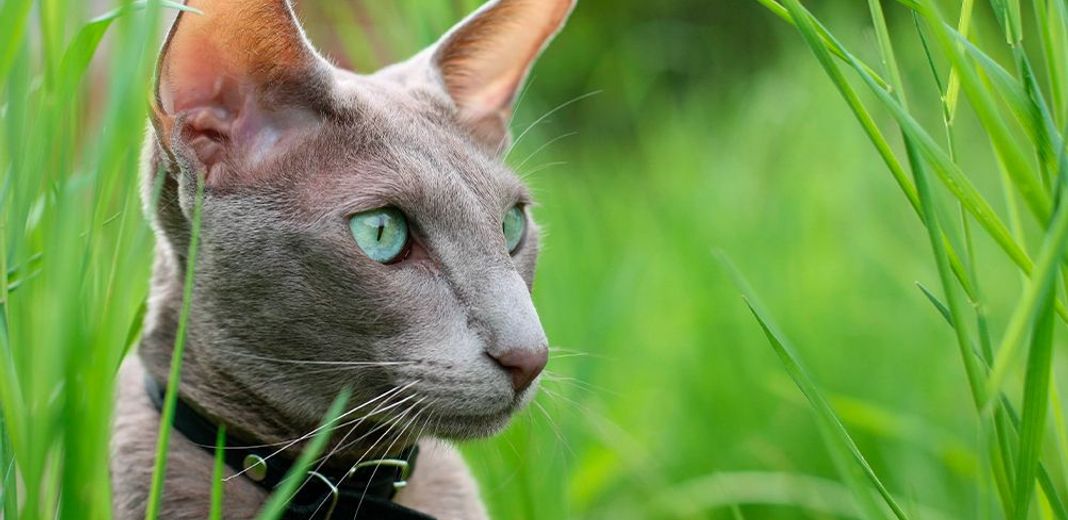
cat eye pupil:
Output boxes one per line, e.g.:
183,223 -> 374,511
503,205 -> 526,254
349,207 -> 409,264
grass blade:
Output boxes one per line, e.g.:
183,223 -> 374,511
752,0 -> 890,90
719,254 -> 911,520
210,425 -> 226,520
986,190 -> 1068,405
756,0 -> 1045,318
0,0 -> 33,81
917,282 -> 952,323
782,0 -> 988,405
921,271 -> 1068,520
1011,289 -> 1056,519
144,173 -> 205,520
914,0 -> 1049,222
1034,0 -> 1068,124
0,410 -> 15,520
59,1 -> 198,86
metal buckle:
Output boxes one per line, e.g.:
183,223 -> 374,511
305,471 -> 340,519
350,458 -> 413,490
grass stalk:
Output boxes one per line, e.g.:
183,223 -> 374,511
1012,286 -> 1056,519
144,173 -> 206,520
718,255 -> 911,520
210,425 -> 226,520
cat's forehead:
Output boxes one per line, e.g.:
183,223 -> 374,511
281,73 -> 529,221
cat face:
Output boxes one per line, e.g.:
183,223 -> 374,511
145,0 -> 575,438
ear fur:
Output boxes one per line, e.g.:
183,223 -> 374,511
152,0 -> 331,183
431,0 -> 576,153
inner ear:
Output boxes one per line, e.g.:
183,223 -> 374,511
428,0 -> 576,154
153,0 -> 332,183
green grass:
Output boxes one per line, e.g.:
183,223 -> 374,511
2,0 -> 1068,519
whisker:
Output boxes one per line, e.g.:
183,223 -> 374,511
532,400 -> 574,457
512,131 -> 577,172
548,346 -> 610,359
304,399 -> 426,519
547,352 -> 592,360
517,160 -> 567,179
506,90 -> 602,158
213,349 -> 414,367
285,364 -> 400,377
223,381 -> 419,479
539,387 -> 592,416
496,73 -> 539,157
541,371 -> 617,397
302,386 -> 424,487
303,412 -> 418,520
203,384 -> 410,451
331,396 -> 425,455
351,407 -> 427,519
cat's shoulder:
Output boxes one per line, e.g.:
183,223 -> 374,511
110,357 -> 267,520
396,438 -> 489,520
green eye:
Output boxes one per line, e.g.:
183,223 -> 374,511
349,207 -> 410,263
503,205 -> 526,254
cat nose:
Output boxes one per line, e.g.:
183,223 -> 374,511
489,347 -> 548,393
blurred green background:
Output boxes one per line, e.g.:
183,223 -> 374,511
316,1 -> 1061,518
4,0 -> 1067,518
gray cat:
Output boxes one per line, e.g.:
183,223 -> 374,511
110,0 -> 576,518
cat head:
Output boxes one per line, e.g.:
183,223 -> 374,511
143,0 -> 574,439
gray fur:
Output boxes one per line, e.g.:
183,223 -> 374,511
111,0 -> 575,518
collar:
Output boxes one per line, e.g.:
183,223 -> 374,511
145,375 -> 435,520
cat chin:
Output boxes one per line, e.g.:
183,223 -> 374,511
427,386 -> 539,439
428,410 -> 515,439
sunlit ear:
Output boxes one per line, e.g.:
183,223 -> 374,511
431,0 -> 576,152
153,0 -> 331,183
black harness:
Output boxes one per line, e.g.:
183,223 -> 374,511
146,377 -> 435,519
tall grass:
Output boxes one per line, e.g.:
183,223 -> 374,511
3,0 -> 1068,519
1,0 -> 168,518
745,0 -> 1068,517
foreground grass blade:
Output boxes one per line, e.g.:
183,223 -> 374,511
782,0 -> 988,406
987,190 -> 1068,405
0,411 -> 14,520
719,255 -> 911,520
1034,0 -> 1068,124
753,0 -> 1051,324
919,281 -> 1068,520
145,174 -> 206,520
210,425 -> 226,520
752,0 -> 890,90
256,388 -> 351,520
913,0 -> 1049,222
0,0 -> 33,81
60,1 -> 198,86
1012,290 -> 1056,519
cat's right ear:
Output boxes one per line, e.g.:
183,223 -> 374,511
425,0 -> 577,154
152,0 -> 330,184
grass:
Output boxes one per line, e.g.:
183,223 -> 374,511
2,0 -> 1068,519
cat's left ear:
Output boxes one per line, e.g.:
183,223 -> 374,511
427,0 -> 576,153
151,0 -> 331,184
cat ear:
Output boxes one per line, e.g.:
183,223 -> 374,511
152,0 -> 330,183
430,0 -> 576,152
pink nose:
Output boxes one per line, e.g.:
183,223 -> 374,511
490,348 -> 548,393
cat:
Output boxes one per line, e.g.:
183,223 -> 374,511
109,0 -> 576,518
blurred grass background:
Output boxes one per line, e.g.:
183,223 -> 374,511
2,0 -> 1067,518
